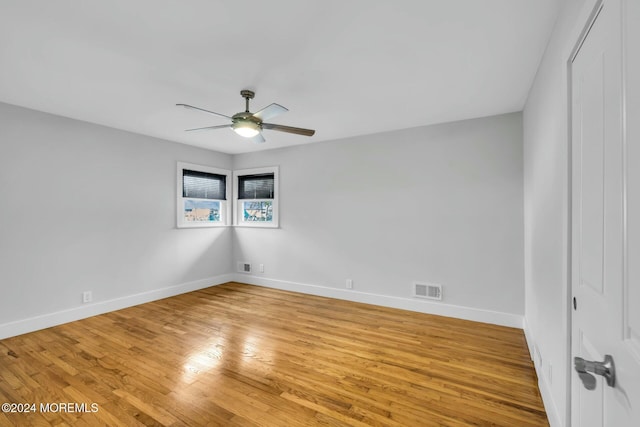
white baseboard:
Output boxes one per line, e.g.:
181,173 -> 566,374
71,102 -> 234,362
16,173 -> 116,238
537,364 -> 563,427
523,320 -> 563,427
0,274 -> 234,340
523,318 -> 535,360
234,274 -> 524,328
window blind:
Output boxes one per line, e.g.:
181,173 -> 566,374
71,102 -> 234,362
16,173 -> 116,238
238,173 -> 274,199
183,170 -> 226,200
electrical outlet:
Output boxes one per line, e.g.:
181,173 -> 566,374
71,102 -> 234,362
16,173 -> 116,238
82,291 -> 92,303
259,264 -> 264,273
346,279 -> 353,289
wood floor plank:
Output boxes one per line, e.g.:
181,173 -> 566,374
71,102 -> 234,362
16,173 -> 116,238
0,282 -> 548,426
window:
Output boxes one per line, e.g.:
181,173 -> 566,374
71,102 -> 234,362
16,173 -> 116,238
177,162 -> 231,228
233,167 -> 279,228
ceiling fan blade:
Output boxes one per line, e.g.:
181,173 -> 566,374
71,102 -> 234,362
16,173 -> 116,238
176,103 -> 231,120
253,103 -> 288,121
262,123 -> 315,137
185,124 -> 232,132
250,133 -> 266,144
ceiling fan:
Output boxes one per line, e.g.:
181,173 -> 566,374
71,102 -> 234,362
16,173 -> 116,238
177,90 -> 315,143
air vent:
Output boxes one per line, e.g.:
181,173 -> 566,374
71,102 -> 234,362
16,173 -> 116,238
413,282 -> 442,300
237,262 -> 251,273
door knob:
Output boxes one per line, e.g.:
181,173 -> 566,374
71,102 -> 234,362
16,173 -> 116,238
574,354 -> 616,389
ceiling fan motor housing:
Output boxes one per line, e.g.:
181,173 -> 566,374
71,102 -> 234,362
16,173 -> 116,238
232,112 -> 262,126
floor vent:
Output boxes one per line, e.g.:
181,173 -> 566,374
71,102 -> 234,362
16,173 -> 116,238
413,282 -> 442,300
237,262 -> 251,273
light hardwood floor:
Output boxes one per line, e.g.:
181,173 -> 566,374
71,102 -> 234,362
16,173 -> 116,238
0,282 -> 548,426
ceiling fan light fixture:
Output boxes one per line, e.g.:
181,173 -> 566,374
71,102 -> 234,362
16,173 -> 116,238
232,120 -> 261,138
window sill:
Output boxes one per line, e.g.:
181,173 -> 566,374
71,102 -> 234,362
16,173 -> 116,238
177,223 -> 230,229
233,224 -> 279,229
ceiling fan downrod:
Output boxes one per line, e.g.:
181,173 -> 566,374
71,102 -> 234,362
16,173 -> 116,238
240,90 -> 255,112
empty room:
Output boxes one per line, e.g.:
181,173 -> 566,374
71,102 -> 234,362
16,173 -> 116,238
0,1 -> 638,426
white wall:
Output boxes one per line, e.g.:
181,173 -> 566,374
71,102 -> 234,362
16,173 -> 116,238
0,102 -> 233,338
0,105 -> 524,336
233,113 -> 525,326
523,0 -> 589,425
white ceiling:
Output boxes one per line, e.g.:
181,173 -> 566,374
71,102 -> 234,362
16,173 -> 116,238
0,0 -> 559,154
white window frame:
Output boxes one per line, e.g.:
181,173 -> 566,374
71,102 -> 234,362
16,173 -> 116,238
177,162 -> 231,228
233,166 -> 279,228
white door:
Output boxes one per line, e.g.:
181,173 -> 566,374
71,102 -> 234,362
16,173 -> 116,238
571,0 -> 640,426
